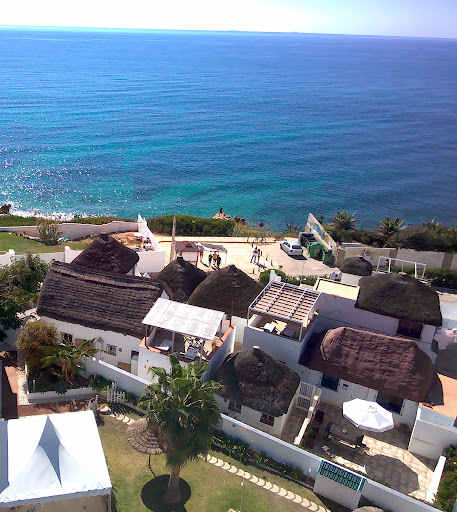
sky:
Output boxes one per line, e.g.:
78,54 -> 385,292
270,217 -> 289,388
1,0 -> 456,39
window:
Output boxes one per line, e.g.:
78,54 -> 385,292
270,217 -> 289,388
228,401 -> 241,413
321,374 -> 339,391
60,333 -> 73,345
260,413 -> 275,426
106,344 -> 117,356
397,320 -> 423,339
376,392 -> 404,415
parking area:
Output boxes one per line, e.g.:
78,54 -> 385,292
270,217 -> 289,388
154,235 -> 332,279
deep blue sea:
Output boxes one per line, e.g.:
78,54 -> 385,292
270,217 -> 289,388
0,28 -> 456,228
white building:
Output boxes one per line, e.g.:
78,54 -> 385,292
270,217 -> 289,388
37,261 -> 168,374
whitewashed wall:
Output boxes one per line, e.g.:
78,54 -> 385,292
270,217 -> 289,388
299,368 -> 419,428
83,357 -> 150,396
40,317 -> 143,367
231,315 -> 247,343
205,325 -> 236,380
217,397 -> 285,437
243,324 -> 304,369
336,247 -> 392,267
0,250 -> 15,266
395,249 -> 445,269
0,220 -> 138,240
136,250 -> 166,274
137,347 -> 176,380
409,406 -> 457,460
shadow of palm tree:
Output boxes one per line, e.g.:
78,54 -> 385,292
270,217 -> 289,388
141,475 -> 191,512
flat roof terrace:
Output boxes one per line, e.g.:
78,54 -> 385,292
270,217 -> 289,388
249,281 -> 320,325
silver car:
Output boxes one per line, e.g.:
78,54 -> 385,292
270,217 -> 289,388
280,240 -> 303,256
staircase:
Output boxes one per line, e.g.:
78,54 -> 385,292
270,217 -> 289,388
280,407 -> 307,444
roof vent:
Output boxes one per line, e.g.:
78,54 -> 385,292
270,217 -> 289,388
253,345 -> 260,351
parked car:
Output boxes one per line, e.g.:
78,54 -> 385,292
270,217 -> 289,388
280,240 -> 303,256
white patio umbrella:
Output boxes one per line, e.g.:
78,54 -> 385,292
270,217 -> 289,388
343,399 -> 394,433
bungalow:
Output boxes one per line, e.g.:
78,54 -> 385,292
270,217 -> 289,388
37,261 -> 167,373
298,326 -> 436,428
212,346 -> 300,437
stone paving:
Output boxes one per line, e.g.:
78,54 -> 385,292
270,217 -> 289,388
305,403 -> 435,501
100,404 -> 331,512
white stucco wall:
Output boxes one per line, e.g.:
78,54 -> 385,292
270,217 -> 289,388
302,368 -> 418,428
395,249 -> 445,269
231,315 -> 247,343
409,406 -> 457,460
40,317 -> 143,368
243,326 -> 303,369
340,273 -> 363,286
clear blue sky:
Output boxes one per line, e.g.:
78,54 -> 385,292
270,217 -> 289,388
2,0 -> 456,38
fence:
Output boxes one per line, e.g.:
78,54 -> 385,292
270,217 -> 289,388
106,383 -> 126,404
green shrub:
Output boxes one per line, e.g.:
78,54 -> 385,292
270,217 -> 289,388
55,380 -> 69,395
35,377 -> 50,393
87,374 -> 113,392
70,216 -> 133,225
124,391 -> 139,406
147,215 -> 234,236
259,270 -> 317,287
426,268 -> 457,289
434,444 -> 457,511
0,215 -> 38,226
389,226 -> 451,252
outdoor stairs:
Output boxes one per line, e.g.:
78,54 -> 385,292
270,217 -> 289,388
280,407 -> 308,444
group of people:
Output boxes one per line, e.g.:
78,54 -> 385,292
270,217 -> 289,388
208,251 -> 222,269
250,246 -> 262,264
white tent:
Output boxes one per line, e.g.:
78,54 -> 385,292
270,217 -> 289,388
0,411 -> 112,509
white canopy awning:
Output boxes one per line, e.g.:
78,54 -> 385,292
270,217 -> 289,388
343,399 -> 394,433
0,411 -> 111,508
142,297 -> 224,340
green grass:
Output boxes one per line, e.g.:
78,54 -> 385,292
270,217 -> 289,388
98,416 -> 346,512
0,215 -> 38,226
0,233 -> 87,254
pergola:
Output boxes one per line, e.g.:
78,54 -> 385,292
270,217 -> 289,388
142,297 -> 225,355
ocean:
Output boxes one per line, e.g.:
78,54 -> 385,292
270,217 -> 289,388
0,28 -> 456,229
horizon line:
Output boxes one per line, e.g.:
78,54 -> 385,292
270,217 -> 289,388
0,24 -> 456,41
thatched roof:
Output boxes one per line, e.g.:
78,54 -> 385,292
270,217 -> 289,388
156,258 -> 207,303
71,234 -> 139,274
300,327 -> 435,402
339,256 -> 373,276
213,347 -> 300,417
188,265 -> 263,317
37,262 -> 163,338
126,418 -> 165,455
356,272 -> 442,326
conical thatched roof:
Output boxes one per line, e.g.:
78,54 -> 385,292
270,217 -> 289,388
71,234 -> 139,274
340,256 -> 373,276
356,272 -> 442,326
301,327 -> 435,402
188,265 -> 263,317
156,258 -> 207,303
213,347 -> 300,417
126,418 -> 165,455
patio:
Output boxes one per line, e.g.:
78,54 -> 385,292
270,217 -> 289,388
285,402 -> 436,500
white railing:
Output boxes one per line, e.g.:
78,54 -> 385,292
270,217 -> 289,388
376,256 -> 427,280
294,385 -> 322,446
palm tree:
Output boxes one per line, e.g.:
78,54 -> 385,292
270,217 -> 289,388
330,211 -> 359,230
378,216 -> 407,237
41,338 -> 98,384
139,354 -> 222,504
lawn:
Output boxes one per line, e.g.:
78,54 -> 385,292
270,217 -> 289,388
98,415 -> 347,512
0,232 -> 87,254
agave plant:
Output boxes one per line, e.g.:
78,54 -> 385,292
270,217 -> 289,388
330,211 -> 359,230
283,220 -> 304,235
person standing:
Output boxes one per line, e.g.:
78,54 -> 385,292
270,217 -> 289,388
213,252 -> 218,266
208,252 -> 212,267
216,254 -> 221,269
250,247 -> 258,263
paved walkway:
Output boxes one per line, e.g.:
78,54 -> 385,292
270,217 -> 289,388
101,404 -> 330,512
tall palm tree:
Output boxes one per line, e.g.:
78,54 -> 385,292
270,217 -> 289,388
139,354 -> 222,504
330,211 -> 359,230
41,338 -> 97,384
378,216 -> 407,237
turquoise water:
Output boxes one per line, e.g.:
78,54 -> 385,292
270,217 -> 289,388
0,29 -> 456,228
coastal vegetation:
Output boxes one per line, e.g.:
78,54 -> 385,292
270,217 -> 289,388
259,270 -> 318,287
15,320 -> 59,374
147,214 -> 235,237
0,233 -> 86,254
37,218 -> 61,245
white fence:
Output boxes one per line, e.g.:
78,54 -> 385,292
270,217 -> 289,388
106,383 -> 126,404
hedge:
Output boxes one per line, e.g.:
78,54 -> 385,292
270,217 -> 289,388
0,215 -> 39,226
259,270 -> 318,287
147,215 -> 235,236
434,445 -> 457,511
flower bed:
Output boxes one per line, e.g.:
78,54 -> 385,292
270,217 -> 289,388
433,445 -> 457,511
